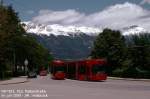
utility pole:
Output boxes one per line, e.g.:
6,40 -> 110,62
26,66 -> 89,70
13,50 -> 16,72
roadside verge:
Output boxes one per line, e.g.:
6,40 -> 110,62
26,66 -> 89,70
108,76 -> 150,82
0,76 -> 29,85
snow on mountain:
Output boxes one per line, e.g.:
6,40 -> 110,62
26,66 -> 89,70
23,22 -> 102,36
121,25 -> 148,35
23,22 -> 149,36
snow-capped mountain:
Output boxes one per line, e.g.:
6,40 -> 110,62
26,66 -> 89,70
23,22 -> 149,36
23,22 -> 149,59
23,21 -> 102,36
121,25 -> 148,35
23,22 -> 100,59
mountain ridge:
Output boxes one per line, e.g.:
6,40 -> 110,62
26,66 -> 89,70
24,21 -> 149,36
23,21 -> 102,36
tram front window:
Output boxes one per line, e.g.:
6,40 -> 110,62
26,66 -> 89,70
54,66 -> 65,73
92,65 -> 105,74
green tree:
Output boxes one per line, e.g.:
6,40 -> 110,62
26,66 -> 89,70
91,29 -> 126,74
12,35 -> 50,74
0,5 -> 52,79
125,33 -> 150,78
0,5 -> 24,78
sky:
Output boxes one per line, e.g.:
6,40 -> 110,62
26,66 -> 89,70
4,0 -> 150,30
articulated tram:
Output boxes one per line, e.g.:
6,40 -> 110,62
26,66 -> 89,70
50,59 -> 108,81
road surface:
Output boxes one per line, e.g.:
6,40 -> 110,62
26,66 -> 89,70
0,75 -> 150,99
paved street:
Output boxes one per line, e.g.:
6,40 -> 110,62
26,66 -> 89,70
0,75 -> 150,99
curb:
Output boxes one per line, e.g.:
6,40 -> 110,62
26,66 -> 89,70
0,77 -> 29,85
108,77 -> 150,82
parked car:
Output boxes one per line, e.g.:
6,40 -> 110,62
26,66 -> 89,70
27,71 -> 37,78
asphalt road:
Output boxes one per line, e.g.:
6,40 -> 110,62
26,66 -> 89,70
0,75 -> 150,99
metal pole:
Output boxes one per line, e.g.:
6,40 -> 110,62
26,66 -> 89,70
13,50 -> 16,75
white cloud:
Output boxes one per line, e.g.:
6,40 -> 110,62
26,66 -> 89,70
32,9 -> 85,25
32,2 -> 150,31
140,0 -> 150,5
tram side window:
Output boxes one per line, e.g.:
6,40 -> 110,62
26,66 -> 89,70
68,64 -> 76,74
92,65 -> 106,74
78,65 -> 86,74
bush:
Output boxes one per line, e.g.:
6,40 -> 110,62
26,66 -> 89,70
5,71 -> 13,79
122,67 -> 150,79
112,68 -> 124,77
0,71 -> 12,80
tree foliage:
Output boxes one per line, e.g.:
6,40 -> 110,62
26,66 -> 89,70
0,5 -> 52,79
91,28 -> 150,78
127,33 -> 150,71
91,29 -> 126,74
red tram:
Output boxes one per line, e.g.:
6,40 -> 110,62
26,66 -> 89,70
51,59 -> 108,81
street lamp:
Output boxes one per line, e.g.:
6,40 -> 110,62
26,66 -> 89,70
24,59 -> 28,75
